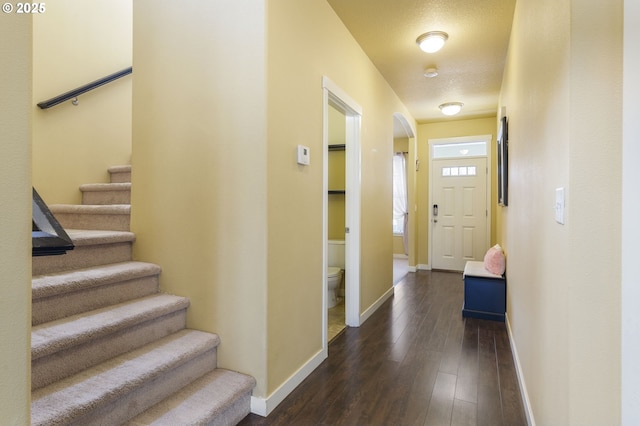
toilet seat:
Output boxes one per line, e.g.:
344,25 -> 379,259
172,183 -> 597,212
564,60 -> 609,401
327,266 -> 341,278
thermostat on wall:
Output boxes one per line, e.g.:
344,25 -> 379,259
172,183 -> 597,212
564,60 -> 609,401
297,145 -> 310,165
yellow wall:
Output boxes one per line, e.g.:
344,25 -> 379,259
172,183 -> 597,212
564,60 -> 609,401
394,138 -> 409,153
0,15 -> 32,424
132,0 -> 268,396
392,237 -> 405,256
415,117 -> 497,267
32,0 -> 132,204
266,0 -> 414,394
500,0 -> 622,423
132,0 -> 414,400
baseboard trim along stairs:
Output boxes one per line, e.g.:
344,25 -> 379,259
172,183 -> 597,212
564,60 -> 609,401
31,165 -> 255,426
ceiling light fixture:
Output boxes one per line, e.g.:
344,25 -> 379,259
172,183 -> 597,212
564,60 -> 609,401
439,102 -> 464,116
424,67 -> 439,78
416,31 -> 449,53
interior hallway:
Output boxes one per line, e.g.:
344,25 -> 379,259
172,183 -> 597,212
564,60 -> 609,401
240,270 -> 526,425
394,256 -> 409,285
327,257 -> 411,343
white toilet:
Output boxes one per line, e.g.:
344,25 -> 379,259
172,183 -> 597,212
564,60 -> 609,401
327,267 -> 342,309
327,240 -> 345,309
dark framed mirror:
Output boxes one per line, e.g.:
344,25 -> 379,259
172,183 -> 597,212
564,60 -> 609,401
497,116 -> 509,206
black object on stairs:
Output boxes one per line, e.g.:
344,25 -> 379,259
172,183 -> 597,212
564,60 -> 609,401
32,187 -> 74,257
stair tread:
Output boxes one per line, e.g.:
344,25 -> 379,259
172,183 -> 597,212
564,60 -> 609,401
33,261 -> 161,299
128,368 -> 256,425
108,165 -> 131,173
51,204 -> 131,214
80,182 -> 132,192
32,294 -> 190,360
31,329 -> 219,426
66,229 -> 135,245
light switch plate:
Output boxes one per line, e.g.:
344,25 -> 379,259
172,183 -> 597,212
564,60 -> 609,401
555,187 -> 565,224
297,145 -> 310,165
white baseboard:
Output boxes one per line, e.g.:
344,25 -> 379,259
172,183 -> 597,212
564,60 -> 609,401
506,315 -> 536,426
417,263 -> 431,270
393,253 -> 408,259
360,285 -> 394,325
250,395 -> 267,417
249,286 -> 395,417
408,265 -> 417,272
250,348 -> 327,417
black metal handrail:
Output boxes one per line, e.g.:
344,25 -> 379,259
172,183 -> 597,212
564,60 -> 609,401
37,67 -> 132,109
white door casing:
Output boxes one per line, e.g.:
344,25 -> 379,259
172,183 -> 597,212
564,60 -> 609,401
322,76 -> 362,355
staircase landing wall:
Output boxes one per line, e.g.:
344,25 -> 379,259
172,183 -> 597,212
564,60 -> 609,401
32,0 -> 132,205
131,0 -> 268,399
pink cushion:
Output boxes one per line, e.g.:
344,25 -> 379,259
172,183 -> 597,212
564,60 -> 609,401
483,244 -> 506,275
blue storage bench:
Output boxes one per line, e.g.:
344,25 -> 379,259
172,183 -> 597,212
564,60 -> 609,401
462,261 -> 506,322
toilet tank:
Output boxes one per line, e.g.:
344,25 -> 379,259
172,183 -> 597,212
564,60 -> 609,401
328,240 -> 346,269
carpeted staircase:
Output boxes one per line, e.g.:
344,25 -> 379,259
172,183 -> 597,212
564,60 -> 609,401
31,165 -> 256,426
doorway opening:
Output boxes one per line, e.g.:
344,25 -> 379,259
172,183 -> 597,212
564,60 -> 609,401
322,77 -> 362,350
392,113 -> 416,284
428,135 -> 492,271
327,104 -> 346,341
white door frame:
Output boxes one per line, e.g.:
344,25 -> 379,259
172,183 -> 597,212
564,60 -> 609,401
322,76 -> 362,350
428,135 -> 493,270
623,2 -> 640,420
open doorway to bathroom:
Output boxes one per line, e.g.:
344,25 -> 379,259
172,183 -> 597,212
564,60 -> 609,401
392,113 -> 416,285
327,104 -> 346,341
322,76 -> 362,349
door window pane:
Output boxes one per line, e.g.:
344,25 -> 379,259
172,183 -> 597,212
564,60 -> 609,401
442,166 -> 478,177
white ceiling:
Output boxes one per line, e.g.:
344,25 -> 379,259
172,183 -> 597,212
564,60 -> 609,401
327,0 -> 516,126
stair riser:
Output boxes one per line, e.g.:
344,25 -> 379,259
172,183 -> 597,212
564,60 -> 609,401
33,242 -> 132,275
109,171 -> 131,183
65,349 -> 217,426
208,393 -> 253,426
54,211 -> 130,231
128,369 -> 256,425
82,190 -> 131,205
32,310 -> 188,391
33,275 -> 159,326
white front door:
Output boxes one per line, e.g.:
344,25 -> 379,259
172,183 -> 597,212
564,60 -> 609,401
431,157 -> 488,271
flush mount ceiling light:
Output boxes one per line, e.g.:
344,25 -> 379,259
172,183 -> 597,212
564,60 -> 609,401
424,67 -> 439,78
416,31 -> 449,53
439,102 -> 464,116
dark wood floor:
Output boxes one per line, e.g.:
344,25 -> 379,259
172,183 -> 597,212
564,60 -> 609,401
239,270 -> 526,426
